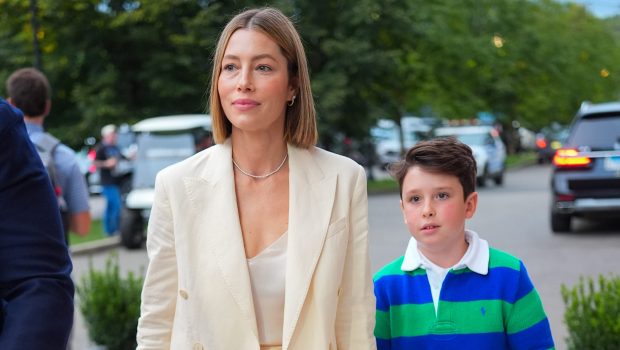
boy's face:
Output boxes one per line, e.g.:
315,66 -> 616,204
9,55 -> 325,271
400,165 -> 478,257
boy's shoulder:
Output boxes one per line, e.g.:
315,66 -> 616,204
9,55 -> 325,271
373,256 -> 427,282
488,246 -> 524,271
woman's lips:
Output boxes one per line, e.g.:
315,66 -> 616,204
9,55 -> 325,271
232,99 -> 259,111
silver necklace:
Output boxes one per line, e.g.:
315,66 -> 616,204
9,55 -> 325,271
232,153 -> 288,179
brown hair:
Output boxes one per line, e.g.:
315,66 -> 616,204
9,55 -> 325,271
389,136 -> 477,200
208,7 -> 317,148
6,67 -> 51,117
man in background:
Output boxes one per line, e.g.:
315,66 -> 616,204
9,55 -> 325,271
0,98 -> 74,349
95,124 -> 124,236
6,67 -> 91,239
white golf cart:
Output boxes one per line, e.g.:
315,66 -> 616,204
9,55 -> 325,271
120,114 -> 212,249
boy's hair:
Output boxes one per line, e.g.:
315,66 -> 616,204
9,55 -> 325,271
6,67 -> 51,117
388,136 -> 477,200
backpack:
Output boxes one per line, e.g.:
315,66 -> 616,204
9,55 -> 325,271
32,132 -> 70,240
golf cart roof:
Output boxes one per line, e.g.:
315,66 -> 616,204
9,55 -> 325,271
132,114 -> 212,133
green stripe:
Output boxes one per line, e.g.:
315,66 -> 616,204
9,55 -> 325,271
437,299 -> 506,334
489,248 -> 521,270
374,257 -> 428,281
375,309 -> 391,339
386,303 -> 436,337
505,289 -> 548,334
373,256 -> 405,281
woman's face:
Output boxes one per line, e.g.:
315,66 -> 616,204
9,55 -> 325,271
218,29 -> 295,137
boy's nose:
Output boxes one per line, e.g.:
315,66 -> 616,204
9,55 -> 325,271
422,202 -> 435,218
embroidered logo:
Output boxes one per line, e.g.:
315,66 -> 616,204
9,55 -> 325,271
480,307 -> 486,316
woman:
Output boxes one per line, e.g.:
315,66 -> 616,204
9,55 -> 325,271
137,7 -> 376,350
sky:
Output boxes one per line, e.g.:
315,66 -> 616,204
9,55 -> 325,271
559,0 -> 620,18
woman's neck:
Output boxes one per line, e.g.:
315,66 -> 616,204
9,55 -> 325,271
231,132 -> 287,174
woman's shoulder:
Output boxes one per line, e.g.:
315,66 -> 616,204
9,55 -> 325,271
307,146 -> 363,171
158,143 -> 225,180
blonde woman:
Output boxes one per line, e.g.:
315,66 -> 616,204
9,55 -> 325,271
137,7 -> 376,350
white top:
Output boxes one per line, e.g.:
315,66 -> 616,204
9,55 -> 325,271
247,232 -> 288,346
400,229 -> 490,314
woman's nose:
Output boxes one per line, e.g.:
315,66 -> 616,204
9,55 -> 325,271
236,69 -> 253,91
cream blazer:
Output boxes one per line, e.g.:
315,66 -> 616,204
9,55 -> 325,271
136,140 -> 376,350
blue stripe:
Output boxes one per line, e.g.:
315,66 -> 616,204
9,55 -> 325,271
507,317 -> 555,348
381,332 -> 509,350
374,273 -> 433,310
440,266 -> 533,304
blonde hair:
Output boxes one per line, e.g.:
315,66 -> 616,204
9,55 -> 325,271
208,7 -> 317,148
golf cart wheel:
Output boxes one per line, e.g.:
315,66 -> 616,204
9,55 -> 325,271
120,208 -> 145,249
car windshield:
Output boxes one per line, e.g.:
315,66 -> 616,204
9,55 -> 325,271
132,133 -> 195,189
571,114 -> 620,150
447,133 -> 487,146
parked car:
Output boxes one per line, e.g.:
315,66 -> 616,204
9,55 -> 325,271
550,102 -> 620,232
120,114 -> 213,248
370,116 -> 434,168
434,125 -> 507,186
536,123 -> 569,163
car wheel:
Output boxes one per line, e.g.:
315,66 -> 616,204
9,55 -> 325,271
551,212 -> 571,233
477,165 -> 488,187
494,171 -> 504,186
120,208 -> 145,249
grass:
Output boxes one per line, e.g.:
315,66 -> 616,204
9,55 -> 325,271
69,219 -> 107,246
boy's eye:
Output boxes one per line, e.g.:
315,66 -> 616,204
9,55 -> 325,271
409,195 -> 421,203
437,192 -> 449,200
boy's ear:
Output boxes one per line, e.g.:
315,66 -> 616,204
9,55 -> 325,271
400,199 -> 407,224
464,192 -> 478,219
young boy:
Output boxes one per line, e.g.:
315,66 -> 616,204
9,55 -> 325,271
373,137 -> 555,349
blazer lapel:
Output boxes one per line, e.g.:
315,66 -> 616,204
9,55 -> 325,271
183,140 -> 258,338
282,146 -> 337,348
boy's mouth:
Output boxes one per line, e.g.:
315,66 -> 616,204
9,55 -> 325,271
421,224 -> 440,232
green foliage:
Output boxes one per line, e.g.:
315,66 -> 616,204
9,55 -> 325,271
561,275 -> 620,350
1,0 -> 620,148
77,253 -> 143,350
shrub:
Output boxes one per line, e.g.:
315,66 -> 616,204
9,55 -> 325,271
77,253 -> 143,350
561,274 -> 620,350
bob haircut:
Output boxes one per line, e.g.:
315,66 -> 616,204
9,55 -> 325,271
208,7 -> 317,148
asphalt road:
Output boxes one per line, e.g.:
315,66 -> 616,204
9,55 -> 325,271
73,164 -> 620,349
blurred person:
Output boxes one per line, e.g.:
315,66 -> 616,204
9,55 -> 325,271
6,68 -> 91,240
94,124 -> 124,236
0,98 -> 74,349
137,7 -> 376,350
373,137 -> 554,349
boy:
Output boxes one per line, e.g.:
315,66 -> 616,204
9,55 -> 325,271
373,137 -> 554,349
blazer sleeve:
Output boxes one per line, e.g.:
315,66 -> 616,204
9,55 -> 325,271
335,166 -> 377,349
0,100 -> 74,350
136,171 -> 179,349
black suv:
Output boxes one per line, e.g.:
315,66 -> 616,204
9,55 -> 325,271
550,102 -> 620,232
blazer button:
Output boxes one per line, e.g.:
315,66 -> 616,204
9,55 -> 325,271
179,289 -> 189,300
193,343 -> 204,350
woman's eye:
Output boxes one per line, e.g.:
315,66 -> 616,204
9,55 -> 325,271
257,65 -> 272,72
410,195 -> 420,203
222,64 -> 236,72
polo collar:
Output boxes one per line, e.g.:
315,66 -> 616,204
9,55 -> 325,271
401,229 -> 489,275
